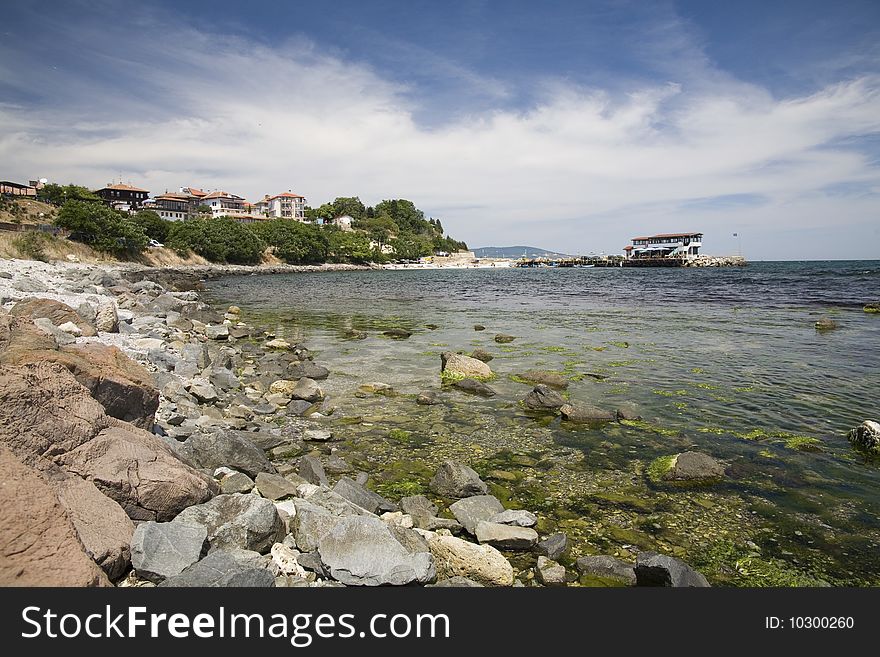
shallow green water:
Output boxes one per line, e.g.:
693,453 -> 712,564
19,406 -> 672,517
206,263 -> 880,585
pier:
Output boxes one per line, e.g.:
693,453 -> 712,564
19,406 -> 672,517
514,255 -> 746,268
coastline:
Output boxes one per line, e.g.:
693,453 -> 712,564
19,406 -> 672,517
5,254 -> 696,588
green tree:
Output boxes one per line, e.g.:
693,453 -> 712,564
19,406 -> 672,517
390,233 -> 433,260
330,196 -> 366,221
248,219 -> 328,264
167,217 -> 265,264
374,199 -> 426,233
38,183 -> 101,206
54,200 -> 148,255
327,229 -> 374,263
358,212 -> 399,248
130,210 -> 171,242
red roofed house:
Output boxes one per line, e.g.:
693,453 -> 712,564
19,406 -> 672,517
257,191 -> 307,221
624,232 -> 703,260
95,182 -> 150,212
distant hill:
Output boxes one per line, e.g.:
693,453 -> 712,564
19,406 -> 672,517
473,245 -> 572,259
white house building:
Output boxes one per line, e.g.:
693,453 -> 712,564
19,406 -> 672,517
333,214 -> 354,231
201,191 -> 263,223
258,192 -> 307,221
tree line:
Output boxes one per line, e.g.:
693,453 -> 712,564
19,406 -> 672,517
45,188 -> 467,265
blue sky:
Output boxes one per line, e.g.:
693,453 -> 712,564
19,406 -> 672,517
2,0 -> 879,259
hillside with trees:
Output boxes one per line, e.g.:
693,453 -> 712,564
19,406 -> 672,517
24,190 -> 468,266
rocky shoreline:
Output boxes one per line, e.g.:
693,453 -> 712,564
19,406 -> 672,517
0,256 -> 716,587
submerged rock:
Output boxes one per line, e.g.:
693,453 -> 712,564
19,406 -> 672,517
453,378 -> 497,397
470,348 -> 494,363
416,391 -> 439,405
648,451 -> 725,486
430,460 -> 489,498
864,302 -> 880,314
847,420 -> 880,455
576,555 -> 636,586
494,333 -> 516,343
634,552 -> 710,587
559,403 -> 616,423
441,351 -> 494,381
383,328 -> 412,339
518,370 -> 569,389
522,384 -> 566,410
815,317 -> 838,331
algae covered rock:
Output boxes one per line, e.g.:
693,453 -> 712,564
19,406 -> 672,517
440,351 -> 493,381
648,451 -> 725,487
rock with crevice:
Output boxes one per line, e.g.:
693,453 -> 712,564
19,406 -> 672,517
131,521 -> 207,583
173,493 -> 285,555
430,460 -> 489,498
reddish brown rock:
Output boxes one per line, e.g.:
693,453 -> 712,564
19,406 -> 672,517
0,362 -> 217,522
0,445 -> 110,587
44,464 -> 134,580
9,298 -> 97,337
0,316 -> 158,428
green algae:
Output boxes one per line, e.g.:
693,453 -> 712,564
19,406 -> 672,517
784,436 -> 823,452
620,419 -> 679,437
607,341 -> 630,348
647,455 -> 677,485
652,388 -> 688,397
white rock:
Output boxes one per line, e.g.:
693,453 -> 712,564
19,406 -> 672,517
57,321 -> 82,336
270,543 -> 307,578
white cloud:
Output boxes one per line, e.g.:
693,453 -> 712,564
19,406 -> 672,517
2,12 -> 880,259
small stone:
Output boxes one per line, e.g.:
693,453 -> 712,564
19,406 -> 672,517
576,555 -> 637,585
474,521 -> 539,550
298,455 -> 329,486
473,324 -> 486,331
205,324 -> 229,340
535,532 -> 569,560
449,495 -> 504,534
522,384 -> 566,410
220,472 -> 255,494
536,556 -> 566,586
265,338 -> 291,350
470,348 -> 494,362
430,460 -> 489,498
494,333 -> 515,343
303,428 -> 334,442
57,321 -> 83,336
489,509 -> 537,527
452,378 -> 497,397
815,317 -> 838,331
416,391 -> 439,405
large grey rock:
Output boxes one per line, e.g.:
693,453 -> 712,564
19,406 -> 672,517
254,472 -> 299,501
131,521 -> 207,583
333,477 -> 397,514
474,521 -> 539,550
291,377 -> 324,402
298,455 -> 329,486
187,378 -> 219,403
440,351 -> 493,380
400,495 -> 439,518
159,549 -> 275,587
291,500 -> 341,553
178,430 -> 274,478
634,552 -> 710,587
429,460 -> 488,498
449,495 -> 504,534
576,555 -> 636,585
317,516 -> 435,586
650,451 -> 725,486
426,533 -> 513,586
173,493 -> 285,554
522,384 -> 566,410
490,509 -> 537,527
535,532 -> 569,561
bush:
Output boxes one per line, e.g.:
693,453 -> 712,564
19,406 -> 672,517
248,219 -> 328,264
130,210 -> 171,242
166,216 -> 265,264
54,200 -> 148,255
12,231 -> 52,261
